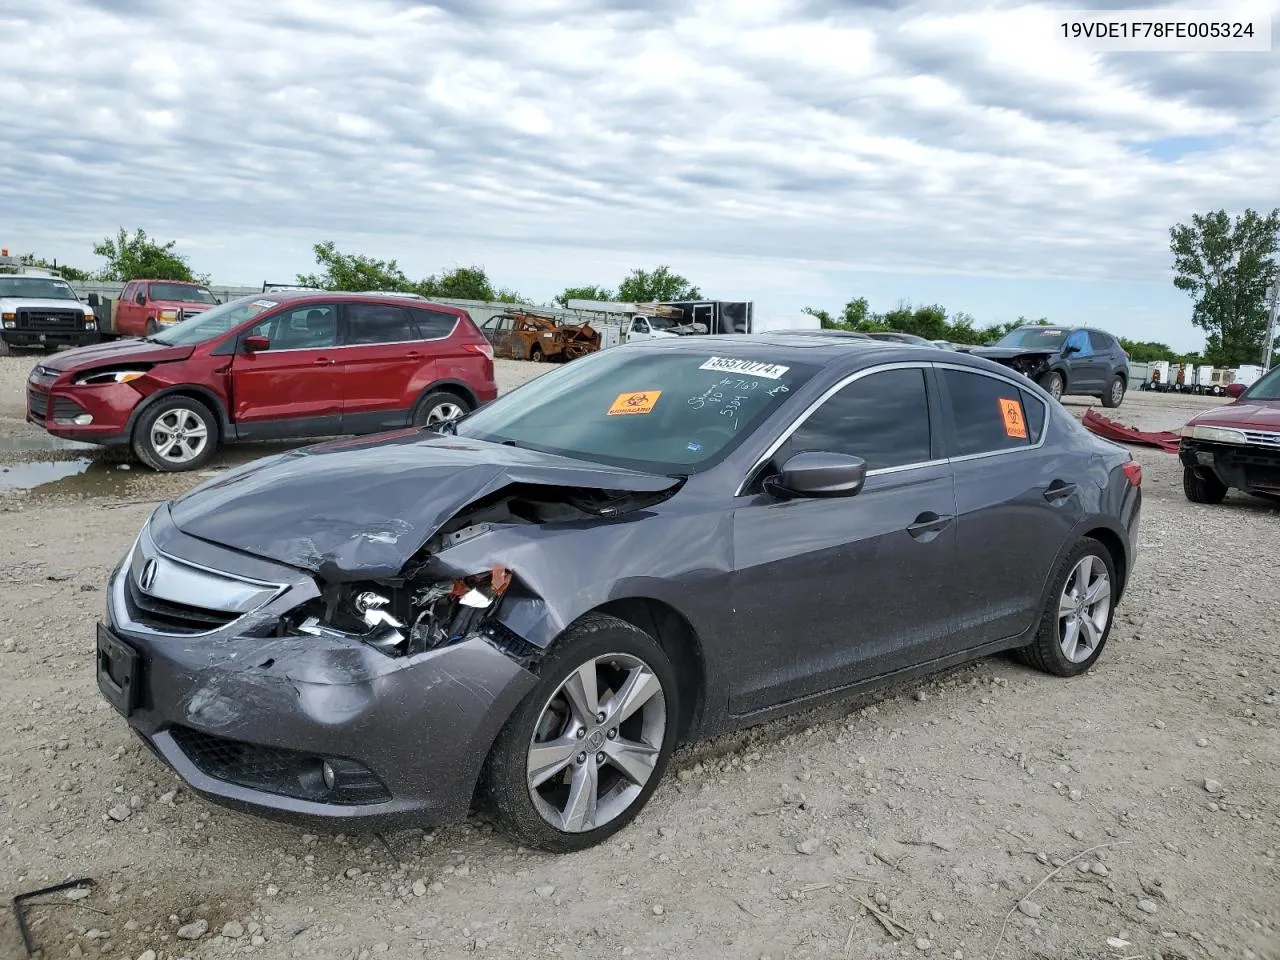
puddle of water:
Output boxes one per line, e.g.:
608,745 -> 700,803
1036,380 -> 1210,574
0,434 -> 96,454
0,458 -> 95,492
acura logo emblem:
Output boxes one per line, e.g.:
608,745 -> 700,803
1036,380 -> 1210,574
139,558 -> 158,592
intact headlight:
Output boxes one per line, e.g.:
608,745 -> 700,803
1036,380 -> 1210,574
158,308 -> 180,324
1183,424 -> 1247,444
75,369 -> 146,386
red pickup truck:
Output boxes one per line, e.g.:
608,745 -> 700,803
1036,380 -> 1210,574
111,280 -> 220,337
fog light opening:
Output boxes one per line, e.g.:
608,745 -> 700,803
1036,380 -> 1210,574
314,757 -> 389,803
55,413 -> 94,426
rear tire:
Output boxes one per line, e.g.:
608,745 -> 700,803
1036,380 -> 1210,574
1101,374 -> 1126,408
1014,538 -> 1117,677
1038,370 -> 1064,401
1183,464 -> 1227,504
483,614 -> 679,853
529,344 -> 545,363
131,396 -> 219,472
145,319 -> 159,337
411,390 -> 471,428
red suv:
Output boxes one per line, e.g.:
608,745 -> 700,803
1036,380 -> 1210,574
26,291 -> 497,471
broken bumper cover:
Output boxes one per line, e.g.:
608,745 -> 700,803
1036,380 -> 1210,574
98,508 -> 539,829
1179,438 -> 1280,496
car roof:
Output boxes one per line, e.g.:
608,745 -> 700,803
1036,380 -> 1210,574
243,289 -> 465,311
618,332 -> 1021,375
138,279 -> 206,285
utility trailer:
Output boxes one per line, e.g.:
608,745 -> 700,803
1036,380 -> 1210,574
563,298 -> 754,348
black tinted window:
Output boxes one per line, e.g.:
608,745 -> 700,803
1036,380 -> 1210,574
787,368 -> 931,470
943,369 -> 1033,456
1020,387 -> 1046,443
345,303 -> 415,345
412,308 -> 459,339
1087,330 -> 1112,352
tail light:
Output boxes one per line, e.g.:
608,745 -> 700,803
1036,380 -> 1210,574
463,342 -> 494,361
1122,461 -> 1142,487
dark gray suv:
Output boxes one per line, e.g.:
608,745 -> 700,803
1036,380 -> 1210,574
965,326 -> 1131,407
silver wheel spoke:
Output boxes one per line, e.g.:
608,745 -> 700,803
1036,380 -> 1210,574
562,665 -> 600,725
603,736 -> 658,786
1079,614 -> 1101,651
1085,576 -> 1110,608
527,737 -> 579,788
561,759 -> 599,832
1061,616 -> 1081,661
1058,593 -> 1077,618
605,666 -> 661,725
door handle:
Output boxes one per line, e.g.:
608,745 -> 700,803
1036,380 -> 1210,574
1044,480 -> 1077,503
313,357 -> 334,366
907,512 -> 954,539
406,351 -> 422,360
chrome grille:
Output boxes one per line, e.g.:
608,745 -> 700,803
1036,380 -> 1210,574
1242,429 -> 1280,449
17,308 -> 82,329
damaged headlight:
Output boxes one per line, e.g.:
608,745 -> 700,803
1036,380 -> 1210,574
286,566 -> 514,657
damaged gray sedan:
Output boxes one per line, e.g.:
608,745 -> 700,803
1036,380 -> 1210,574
97,335 -> 1142,851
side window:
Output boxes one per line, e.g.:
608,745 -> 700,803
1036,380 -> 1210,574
346,303 -> 415,345
632,318 -> 650,334
1064,329 -> 1092,357
942,369 -> 1034,456
1087,330 -> 1111,352
120,282 -> 135,303
1020,387 -> 1046,444
785,368 -> 931,470
246,304 -> 338,350
412,308 -> 460,340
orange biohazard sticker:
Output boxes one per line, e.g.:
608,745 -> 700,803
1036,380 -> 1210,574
999,397 -> 1027,439
608,390 -> 662,416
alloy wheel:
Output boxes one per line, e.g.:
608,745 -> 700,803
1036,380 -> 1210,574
526,653 -> 667,833
149,407 -> 209,464
1111,379 -> 1124,405
425,402 -> 465,425
1057,554 -> 1111,663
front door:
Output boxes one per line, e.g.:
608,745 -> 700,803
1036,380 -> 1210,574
229,302 -> 343,439
936,365 -> 1086,648
628,316 -> 653,341
1063,329 -> 1102,393
116,282 -> 141,336
728,365 -> 958,716
340,300 -> 428,433
480,314 -> 517,358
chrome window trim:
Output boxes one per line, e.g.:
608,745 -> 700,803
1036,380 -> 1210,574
734,359 -> 1054,495
734,361 -> 936,496
238,306 -> 461,354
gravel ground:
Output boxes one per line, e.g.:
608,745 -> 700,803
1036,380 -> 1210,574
1,352 -> 1277,960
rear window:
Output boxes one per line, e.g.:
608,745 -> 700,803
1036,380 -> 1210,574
942,368 -> 1038,456
411,307 -> 461,339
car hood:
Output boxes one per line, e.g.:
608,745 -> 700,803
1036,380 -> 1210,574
37,336 -> 195,373
1188,400 -> 1280,431
167,430 -> 682,580
0,297 -> 90,312
963,346 -> 1057,361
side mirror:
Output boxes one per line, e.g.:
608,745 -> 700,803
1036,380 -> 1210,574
87,293 -> 100,307
767,451 -> 867,499
1226,383 -> 1245,398
1063,343 -> 1079,355
243,335 -> 270,352
214,297 -> 222,305
135,293 -> 146,305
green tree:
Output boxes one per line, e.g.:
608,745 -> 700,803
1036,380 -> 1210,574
617,265 -> 701,303
18,253 -> 95,281
1170,207 -> 1280,366
297,241 -> 413,291
93,227 -> 196,282
555,284 -> 615,308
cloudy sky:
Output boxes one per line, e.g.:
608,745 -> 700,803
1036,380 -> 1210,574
2,0 -> 1276,349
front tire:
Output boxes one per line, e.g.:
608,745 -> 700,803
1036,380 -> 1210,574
484,614 -> 679,853
1038,370 -> 1064,401
529,344 -> 545,363
1102,374 -> 1126,408
1183,464 -> 1227,504
1014,539 -> 1117,677
131,396 -> 219,472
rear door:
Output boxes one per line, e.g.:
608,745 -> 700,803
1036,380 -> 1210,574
728,364 -> 958,715
229,302 -> 343,439
1089,330 -> 1122,384
937,364 -> 1085,650
1063,329 -> 1102,393
339,300 -> 425,433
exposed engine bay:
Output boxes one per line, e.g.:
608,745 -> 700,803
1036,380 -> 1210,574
279,481 -> 679,658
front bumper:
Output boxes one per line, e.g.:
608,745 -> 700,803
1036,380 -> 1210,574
97,507 -> 539,830
26,378 -> 139,445
3,327 -> 97,349
1179,439 -> 1280,497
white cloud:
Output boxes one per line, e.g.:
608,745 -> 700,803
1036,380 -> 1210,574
0,0 -> 1276,349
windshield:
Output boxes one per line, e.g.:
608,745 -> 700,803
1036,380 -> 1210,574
1243,365 -> 1280,400
149,282 -> 217,304
0,277 -> 78,300
994,327 -> 1069,348
455,348 -> 816,472
150,295 -> 280,346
